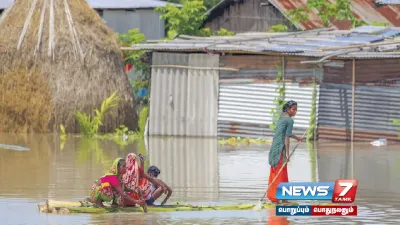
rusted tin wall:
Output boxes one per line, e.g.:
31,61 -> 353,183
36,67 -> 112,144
218,55 -> 321,138
323,59 -> 400,86
318,58 -> 400,142
149,52 -> 219,137
149,137 -> 219,201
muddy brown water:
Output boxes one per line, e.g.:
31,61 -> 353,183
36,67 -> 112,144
0,133 -> 399,225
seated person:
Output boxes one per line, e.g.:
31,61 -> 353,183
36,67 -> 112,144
89,158 -> 146,208
144,166 -> 173,206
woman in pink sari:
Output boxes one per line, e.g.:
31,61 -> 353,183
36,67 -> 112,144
118,153 -> 166,206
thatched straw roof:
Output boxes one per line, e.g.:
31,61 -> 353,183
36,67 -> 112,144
0,0 -> 137,133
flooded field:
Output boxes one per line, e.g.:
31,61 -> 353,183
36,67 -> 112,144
0,133 -> 400,224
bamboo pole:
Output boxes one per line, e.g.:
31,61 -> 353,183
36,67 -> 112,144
321,39 -> 400,51
300,49 -> 361,64
351,59 -> 356,142
351,59 -> 356,179
351,140 -> 354,179
282,56 -> 285,97
150,65 -> 239,71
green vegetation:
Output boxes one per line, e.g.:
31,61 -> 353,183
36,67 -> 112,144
118,29 -> 148,75
307,81 -> 318,141
74,91 -> 121,138
76,137 -> 113,170
117,29 -> 150,98
393,119 -> 400,133
286,0 -> 365,28
216,28 -> 235,36
61,92 -> 149,149
156,0 -> 208,38
156,0 -> 234,39
371,21 -> 390,27
270,61 -> 285,132
218,137 -> 272,148
307,140 -> 317,182
100,106 -> 149,147
166,0 -> 219,10
268,24 -> 289,33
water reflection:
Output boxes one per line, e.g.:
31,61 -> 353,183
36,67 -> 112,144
149,136 -> 219,202
267,209 -> 289,225
0,133 -> 400,224
0,133 -> 53,198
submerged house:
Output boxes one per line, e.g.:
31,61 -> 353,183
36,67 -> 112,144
202,0 -> 400,33
128,26 -> 400,142
0,0 -> 177,40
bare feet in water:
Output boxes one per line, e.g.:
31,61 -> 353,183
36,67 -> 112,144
94,199 -> 105,208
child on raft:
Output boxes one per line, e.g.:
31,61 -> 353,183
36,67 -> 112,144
143,165 -> 173,206
89,158 -> 146,208
118,153 -> 167,206
267,100 -> 303,204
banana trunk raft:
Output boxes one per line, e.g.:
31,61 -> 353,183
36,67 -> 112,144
38,200 -> 300,214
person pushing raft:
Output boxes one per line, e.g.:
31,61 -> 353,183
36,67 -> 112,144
267,100 -> 303,204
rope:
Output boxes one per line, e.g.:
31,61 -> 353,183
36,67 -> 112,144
64,0 -> 84,62
35,0 -> 48,56
18,0 -> 38,50
48,0 -> 55,58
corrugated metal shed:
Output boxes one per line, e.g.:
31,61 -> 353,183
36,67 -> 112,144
318,83 -> 400,141
268,0 -> 400,30
130,26 -> 400,59
149,52 -> 219,137
102,9 -> 165,40
218,82 -> 320,138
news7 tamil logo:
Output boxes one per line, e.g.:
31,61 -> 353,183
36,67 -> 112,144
276,179 -> 358,203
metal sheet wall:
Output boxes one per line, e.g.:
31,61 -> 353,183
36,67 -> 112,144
218,81 -> 320,138
323,59 -> 400,86
149,52 -> 219,137
148,137 -> 219,201
102,9 -> 165,40
318,83 -> 400,141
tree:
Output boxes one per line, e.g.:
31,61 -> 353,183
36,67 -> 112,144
156,0 -> 234,39
164,0 -> 219,9
117,29 -> 149,80
286,0 -> 365,29
157,0 -> 208,38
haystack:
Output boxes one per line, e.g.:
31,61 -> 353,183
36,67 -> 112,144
0,0 -> 137,133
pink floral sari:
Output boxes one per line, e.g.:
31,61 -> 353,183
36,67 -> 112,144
118,153 -> 152,205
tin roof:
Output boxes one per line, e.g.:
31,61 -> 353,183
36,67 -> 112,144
375,0 -> 400,4
0,0 -> 178,10
268,0 -> 400,30
204,0 -> 400,31
86,0 -> 179,9
0,0 -> 12,9
127,26 -> 400,60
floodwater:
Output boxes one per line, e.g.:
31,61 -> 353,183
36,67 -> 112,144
1,133 -> 400,225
